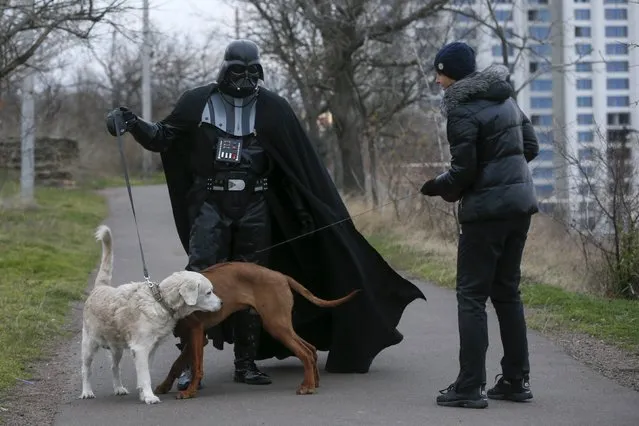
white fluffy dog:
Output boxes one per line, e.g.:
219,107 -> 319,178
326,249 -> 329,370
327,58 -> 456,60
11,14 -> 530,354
80,225 -> 223,404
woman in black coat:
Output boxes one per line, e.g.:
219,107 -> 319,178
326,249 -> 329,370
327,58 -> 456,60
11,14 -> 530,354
420,42 -> 539,409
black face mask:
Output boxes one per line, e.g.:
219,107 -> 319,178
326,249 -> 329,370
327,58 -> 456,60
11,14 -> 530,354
225,64 -> 261,95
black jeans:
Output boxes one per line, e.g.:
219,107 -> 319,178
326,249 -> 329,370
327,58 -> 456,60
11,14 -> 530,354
454,215 -> 531,391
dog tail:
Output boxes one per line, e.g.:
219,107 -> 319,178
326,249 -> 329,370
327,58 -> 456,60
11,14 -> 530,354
94,224 -> 114,287
286,276 -> 360,308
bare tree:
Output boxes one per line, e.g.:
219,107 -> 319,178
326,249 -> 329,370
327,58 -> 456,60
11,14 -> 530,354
552,125 -> 639,299
232,0 -> 449,197
0,0 -> 132,82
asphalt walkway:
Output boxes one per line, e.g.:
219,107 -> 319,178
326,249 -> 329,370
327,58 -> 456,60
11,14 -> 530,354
51,185 -> 639,426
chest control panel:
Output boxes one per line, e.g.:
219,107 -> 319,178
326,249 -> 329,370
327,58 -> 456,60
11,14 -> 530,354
215,137 -> 243,163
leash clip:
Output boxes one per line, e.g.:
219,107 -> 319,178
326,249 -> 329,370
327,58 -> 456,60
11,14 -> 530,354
145,275 -> 154,288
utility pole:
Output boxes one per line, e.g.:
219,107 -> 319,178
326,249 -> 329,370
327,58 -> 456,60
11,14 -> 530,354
141,0 -> 152,175
20,0 -> 36,206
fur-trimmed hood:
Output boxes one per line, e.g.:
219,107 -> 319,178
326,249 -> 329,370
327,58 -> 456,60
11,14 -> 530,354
440,64 -> 513,116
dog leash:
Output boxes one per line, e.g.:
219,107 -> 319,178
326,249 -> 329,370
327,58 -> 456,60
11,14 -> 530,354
112,112 -> 179,316
254,191 -> 422,254
113,113 -> 152,282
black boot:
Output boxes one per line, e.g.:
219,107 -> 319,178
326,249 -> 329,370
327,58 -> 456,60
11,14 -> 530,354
233,309 -> 272,385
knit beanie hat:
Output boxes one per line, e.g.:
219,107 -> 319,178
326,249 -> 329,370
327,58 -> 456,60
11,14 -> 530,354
433,42 -> 477,81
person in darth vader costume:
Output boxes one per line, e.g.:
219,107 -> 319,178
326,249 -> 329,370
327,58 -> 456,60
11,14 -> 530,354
106,39 -> 426,391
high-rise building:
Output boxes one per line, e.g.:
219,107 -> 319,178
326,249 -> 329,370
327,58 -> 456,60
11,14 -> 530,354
445,0 -> 639,229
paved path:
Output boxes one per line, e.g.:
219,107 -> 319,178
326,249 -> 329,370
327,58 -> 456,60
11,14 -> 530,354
52,185 -> 639,426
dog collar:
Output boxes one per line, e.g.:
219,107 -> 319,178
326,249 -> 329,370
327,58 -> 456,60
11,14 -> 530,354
147,279 -> 176,317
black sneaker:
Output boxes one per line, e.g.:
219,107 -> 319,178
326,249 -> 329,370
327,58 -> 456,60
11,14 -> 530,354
233,362 -> 272,385
487,374 -> 533,402
436,383 -> 488,409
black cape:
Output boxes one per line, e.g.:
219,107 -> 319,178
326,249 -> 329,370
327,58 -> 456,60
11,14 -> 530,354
159,83 -> 426,373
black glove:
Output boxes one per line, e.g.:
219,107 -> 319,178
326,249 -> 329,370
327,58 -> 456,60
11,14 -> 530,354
420,179 -> 437,196
106,106 -> 139,137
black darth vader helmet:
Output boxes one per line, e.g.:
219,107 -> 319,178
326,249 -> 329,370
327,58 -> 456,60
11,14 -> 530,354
216,39 -> 264,98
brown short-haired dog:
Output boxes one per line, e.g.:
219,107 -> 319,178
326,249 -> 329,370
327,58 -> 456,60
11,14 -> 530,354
154,261 -> 360,399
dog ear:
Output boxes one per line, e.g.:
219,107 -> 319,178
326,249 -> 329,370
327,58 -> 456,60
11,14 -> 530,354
179,279 -> 200,306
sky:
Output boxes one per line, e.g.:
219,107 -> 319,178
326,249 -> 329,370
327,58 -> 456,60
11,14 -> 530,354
57,0 -> 238,86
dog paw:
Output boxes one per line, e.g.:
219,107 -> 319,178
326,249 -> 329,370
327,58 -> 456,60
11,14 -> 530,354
296,386 -> 316,395
176,391 -> 196,400
142,394 -> 161,404
80,390 -> 95,399
114,386 -> 129,396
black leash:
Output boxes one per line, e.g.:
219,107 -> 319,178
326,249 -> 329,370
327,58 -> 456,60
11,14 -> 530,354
112,112 -> 151,283
255,192 -> 422,254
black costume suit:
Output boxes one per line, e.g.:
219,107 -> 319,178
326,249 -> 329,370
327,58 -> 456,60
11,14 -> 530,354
109,81 -> 426,375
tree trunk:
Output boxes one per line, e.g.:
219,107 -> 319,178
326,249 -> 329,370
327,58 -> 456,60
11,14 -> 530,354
330,71 -> 365,196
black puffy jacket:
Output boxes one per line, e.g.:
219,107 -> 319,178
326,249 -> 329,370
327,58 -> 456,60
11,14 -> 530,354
429,64 -> 539,223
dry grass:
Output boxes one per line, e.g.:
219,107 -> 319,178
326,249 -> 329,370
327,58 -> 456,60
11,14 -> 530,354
343,195 -> 639,353
345,194 -> 600,295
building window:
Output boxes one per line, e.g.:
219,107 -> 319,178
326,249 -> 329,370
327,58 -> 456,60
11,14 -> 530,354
575,0 -> 590,3
538,131 -> 553,144
574,9 -> 591,20
528,9 -> 551,22
534,184 -> 555,197
606,43 -> 629,55
492,45 -> 515,57
530,44 -> 552,56
575,26 -> 592,37
529,26 -> 551,39
605,26 -> 628,37
576,62 -> 592,72
530,79 -> 552,91
607,113 -> 631,125
531,97 -> 553,108
575,43 -> 592,55
533,168 -> 554,179
579,147 -> 595,161
494,10 -> 513,21
531,114 -> 553,126
577,96 -> 593,107
578,114 -> 594,124
604,0 -> 628,3
607,96 -> 630,107
608,129 -> 631,142
607,78 -> 629,89
606,61 -> 629,72
605,9 -> 628,19
529,61 -> 552,73
537,149 -> 553,161
577,79 -> 592,90
578,131 -> 594,142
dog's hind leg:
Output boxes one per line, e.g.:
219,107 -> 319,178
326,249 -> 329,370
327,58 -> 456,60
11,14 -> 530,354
79,327 -> 99,399
298,336 -> 320,387
110,347 -> 129,396
262,321 -> 317,395
130,342 -> 161,404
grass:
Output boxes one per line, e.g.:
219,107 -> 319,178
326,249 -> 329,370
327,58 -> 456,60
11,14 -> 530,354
366,232 -> 639,354
0,179 -> 109,395
79,171 -> 166,190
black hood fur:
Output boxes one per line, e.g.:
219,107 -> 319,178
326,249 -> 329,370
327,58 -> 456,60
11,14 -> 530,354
440,64 -> 513,116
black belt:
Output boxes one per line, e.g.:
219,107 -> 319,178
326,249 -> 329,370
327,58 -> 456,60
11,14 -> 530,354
206,176 -> 268,192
